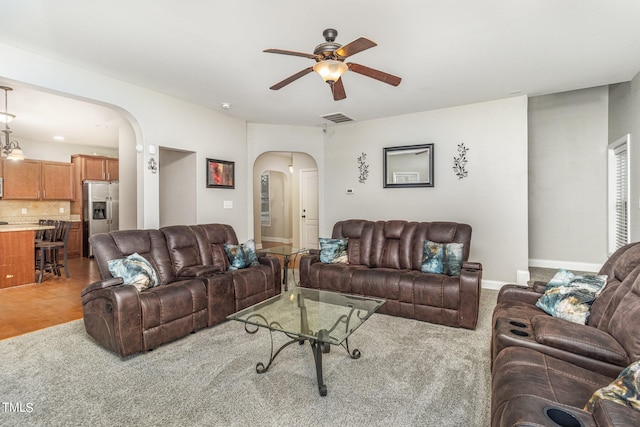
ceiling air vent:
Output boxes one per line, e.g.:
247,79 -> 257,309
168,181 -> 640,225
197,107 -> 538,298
320,112 -> 355,124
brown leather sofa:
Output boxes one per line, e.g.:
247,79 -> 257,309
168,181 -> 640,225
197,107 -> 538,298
81,224 -> 281,357
299,219 -> 483,329
491,243 -> 640,426
492,242 -> 640,377
492,347 -> 640,427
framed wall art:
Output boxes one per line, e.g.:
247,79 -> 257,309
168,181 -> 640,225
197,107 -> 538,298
206,158 -> 235,188
383,143 -> 434,188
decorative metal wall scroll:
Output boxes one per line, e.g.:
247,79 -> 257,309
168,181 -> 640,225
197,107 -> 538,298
452,143 -> 469,180
357,152 -> 369,183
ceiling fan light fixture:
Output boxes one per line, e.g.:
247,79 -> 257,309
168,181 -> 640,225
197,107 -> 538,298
313,60 -> 348,83
0,112 -> 15,124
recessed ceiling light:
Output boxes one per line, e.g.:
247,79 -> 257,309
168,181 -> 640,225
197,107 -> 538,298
221,102 -> 231,110
53,135 -> 65,141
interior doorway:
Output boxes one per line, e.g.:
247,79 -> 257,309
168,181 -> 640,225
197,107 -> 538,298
253,152 -> 318,249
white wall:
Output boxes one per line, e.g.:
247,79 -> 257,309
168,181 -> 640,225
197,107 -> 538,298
609,71 -> 640,244
17,138 -> 118,162
528,87 -> 609,269
159,148 -> 197,227
1,42 -> 249,238
323,97 -> 529,284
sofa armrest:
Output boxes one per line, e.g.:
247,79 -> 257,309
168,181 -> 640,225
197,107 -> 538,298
497,284 -> 543,305
532,280 -> 548,293
177,265 -> 222,278
81,280 -> 143,357
532,315 -> 629,366
592,399 -> 640,427
259,255 -> 282,294
299,253 -> 321,288
80,277 -> 124,297
459,261 -> 482,329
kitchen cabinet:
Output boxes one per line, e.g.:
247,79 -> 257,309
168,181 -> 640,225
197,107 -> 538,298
67,221 -> 81,258
2,160 -> 74,200
72,155 -> 118,182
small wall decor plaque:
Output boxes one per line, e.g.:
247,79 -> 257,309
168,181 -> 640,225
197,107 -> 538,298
357,152 -> 369,183
453,143 -> 469,180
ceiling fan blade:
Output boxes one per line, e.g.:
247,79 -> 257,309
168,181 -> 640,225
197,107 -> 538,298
263,48 -> 320,60
347,63 -> 402,86
335,37 -> 377,58
331,78 -> 347,101
269,67 -> 314,90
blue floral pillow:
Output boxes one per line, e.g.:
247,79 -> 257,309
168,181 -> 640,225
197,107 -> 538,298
319,238 -> 348,264
535,269 -> 607,324
421,240 -> 464,276
585,359 -> 640,412
107,252 -> 160,291
224,239 -> 260,270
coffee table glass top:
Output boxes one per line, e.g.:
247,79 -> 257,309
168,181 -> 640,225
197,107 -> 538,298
227,288 -> 385,345
259,246 -> 307,257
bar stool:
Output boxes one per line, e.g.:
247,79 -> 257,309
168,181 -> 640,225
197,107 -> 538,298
35,220 -> 71,283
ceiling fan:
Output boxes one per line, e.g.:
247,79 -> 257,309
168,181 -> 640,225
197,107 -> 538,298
264,28 -> 402,101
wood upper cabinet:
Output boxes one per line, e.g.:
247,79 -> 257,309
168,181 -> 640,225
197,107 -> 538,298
41,161 -> 74,200
2,160 -> 74,200
73,155 -> 119,182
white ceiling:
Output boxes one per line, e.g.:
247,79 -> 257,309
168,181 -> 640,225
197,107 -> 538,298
1,0 -> 640,147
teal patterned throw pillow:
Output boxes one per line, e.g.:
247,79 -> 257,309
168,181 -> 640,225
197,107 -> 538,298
585,359 -> 640,412
535,269 -> 607,324
224,239 -> 260,270
107,252 -> 160,291
421,240 -> 464,276
319,238 -> 348,264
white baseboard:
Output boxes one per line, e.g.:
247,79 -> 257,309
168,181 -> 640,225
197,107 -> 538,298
261,237 -> 293,245
528,258 -> 602,273
482,280 -> 508,290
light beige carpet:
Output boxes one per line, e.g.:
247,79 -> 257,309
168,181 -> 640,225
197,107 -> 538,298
0,289 -> 497,427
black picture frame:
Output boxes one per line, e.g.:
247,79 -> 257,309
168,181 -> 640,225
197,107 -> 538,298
383,144 -> 434,188
206,158 -> 235,188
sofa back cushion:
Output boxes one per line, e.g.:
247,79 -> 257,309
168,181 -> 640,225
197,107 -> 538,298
593,264 -> 640,331
192,224 -> 239,271
331,220 -> 374,266
369,220 -> 417,270
412,222 -> 472,271
161,225 -> 205,276
605,276 -> 640,362
89,229 -> 176,285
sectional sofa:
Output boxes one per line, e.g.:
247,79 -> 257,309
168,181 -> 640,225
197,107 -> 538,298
299,219 -> 483,329
491,242 -> 640,426
81,224 -> 281,357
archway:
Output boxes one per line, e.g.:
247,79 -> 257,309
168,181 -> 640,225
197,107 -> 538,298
252,151 -> 318,249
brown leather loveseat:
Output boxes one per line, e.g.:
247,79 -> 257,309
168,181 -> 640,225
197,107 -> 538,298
299,219 -> 483,329
81,224 -> 281,357
490,242 -> 640,426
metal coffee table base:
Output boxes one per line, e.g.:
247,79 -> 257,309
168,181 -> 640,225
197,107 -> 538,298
245,323 -> 361,396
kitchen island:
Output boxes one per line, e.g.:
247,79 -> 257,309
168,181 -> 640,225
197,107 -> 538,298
0,224 -> 54,288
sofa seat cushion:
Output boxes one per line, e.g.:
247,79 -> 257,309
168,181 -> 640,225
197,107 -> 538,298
306,263 -> 369,294
230,265 -> 278,311
492,346 -> 613,419
140,279 -> 207,329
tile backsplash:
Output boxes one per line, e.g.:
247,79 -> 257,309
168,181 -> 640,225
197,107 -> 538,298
0,200 -> 78,224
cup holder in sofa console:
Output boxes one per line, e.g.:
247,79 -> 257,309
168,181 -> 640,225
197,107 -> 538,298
510,329 -> 530,337
509,320 -> 528,328
544,407 -> 583,427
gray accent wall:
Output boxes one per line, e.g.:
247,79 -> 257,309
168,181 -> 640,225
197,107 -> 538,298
528,86 -> 609,266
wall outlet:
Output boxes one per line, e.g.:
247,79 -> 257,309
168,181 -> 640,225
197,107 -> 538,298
21,208 -> 27,214
59,207 -> 65,213
345,188 -> 354,195
223,201 -> 233,209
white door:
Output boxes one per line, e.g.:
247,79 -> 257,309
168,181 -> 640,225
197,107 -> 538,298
300,169 -> 319,249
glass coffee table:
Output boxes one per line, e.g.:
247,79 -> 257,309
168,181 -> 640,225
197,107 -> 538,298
259,246 -> 307,291
227,287 -> 385,396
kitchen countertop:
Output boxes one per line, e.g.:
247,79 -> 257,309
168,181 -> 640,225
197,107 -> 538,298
0,224 -> 55,233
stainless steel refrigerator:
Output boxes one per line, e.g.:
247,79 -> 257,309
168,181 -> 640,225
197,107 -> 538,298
83,180 -> 119,257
